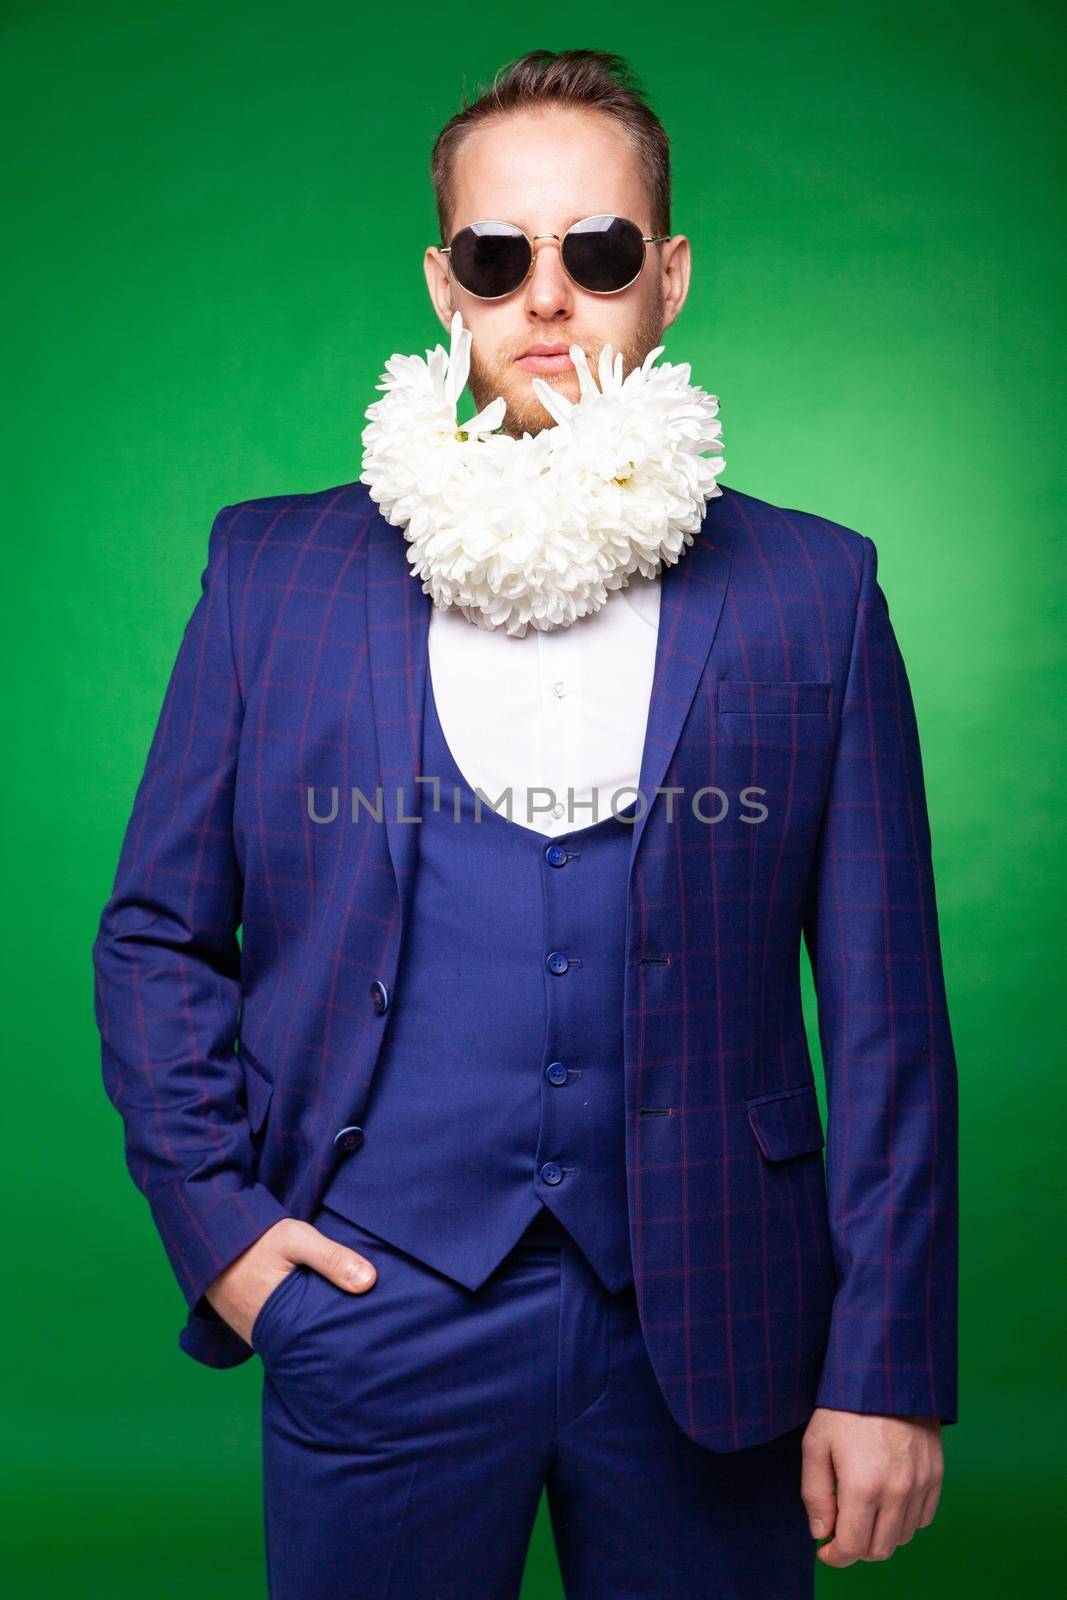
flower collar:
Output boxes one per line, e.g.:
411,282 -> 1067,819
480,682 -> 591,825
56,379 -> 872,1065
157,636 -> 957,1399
360,310 -> 725,637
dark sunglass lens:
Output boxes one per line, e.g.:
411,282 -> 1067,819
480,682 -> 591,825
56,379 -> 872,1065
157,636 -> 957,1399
448,223 -> 530,298
562,214 -> 646,292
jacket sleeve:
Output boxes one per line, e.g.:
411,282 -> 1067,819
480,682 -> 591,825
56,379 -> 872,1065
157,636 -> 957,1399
803,533 -> 959,1422
91,505 -> 290,1325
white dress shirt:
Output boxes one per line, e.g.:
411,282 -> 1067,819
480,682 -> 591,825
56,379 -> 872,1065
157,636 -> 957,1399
427,570 -> 662,838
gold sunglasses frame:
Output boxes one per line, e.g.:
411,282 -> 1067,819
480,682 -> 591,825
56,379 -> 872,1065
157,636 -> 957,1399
435,214 -> 670,299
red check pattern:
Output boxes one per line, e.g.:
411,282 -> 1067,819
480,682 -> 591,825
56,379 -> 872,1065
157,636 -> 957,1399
92,480 -> 958,1449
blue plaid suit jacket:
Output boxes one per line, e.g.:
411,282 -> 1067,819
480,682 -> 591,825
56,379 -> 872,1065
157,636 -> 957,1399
92,479 -> 958,1451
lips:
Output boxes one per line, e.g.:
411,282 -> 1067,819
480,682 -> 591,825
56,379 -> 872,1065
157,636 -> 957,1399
516,344 -> 576,374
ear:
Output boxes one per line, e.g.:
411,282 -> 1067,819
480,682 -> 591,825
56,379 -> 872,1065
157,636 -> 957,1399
424,246 -> 456,335
659,233 -> 691,329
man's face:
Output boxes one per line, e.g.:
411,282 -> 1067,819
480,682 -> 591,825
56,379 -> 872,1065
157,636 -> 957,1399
424,107 -> 691,439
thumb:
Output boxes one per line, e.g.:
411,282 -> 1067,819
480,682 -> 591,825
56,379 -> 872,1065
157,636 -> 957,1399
301,1227 -> 377,1294
800,1434 -> 838,1542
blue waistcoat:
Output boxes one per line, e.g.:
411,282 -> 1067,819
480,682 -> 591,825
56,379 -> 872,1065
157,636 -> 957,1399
319,667 -> 637,1294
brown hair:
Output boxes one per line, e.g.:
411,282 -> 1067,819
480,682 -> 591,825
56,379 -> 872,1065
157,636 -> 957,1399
430,49 -> 671,246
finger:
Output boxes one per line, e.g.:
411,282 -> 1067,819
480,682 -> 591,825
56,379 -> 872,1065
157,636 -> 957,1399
896,1483 -> 926,1546
301,1228 -> 377,1292
800,1437 -> 838,1541
817,1493 -> 877,1567
916,1474 -> 943,1527
867,1501 -> 907,1561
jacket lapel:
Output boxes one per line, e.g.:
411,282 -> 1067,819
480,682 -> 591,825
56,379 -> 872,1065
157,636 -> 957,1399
365,511 -> 431,932
628,495 -> 733,874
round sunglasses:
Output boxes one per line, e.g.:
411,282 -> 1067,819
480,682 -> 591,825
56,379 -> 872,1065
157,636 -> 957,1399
436,213 -> 669,299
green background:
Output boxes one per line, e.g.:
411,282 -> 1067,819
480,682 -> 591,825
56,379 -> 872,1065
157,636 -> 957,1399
4,1 -> 1063,1594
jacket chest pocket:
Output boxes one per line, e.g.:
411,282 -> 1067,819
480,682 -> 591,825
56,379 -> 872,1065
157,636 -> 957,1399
715,678 -> 833,753
717,679 -> 832,716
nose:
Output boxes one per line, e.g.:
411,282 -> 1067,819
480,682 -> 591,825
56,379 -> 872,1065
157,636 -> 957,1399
523,234 -> 575,318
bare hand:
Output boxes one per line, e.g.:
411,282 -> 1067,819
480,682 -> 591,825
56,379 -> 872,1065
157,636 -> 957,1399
801,1408 -> 944,1566
204,1217 -> 377,1346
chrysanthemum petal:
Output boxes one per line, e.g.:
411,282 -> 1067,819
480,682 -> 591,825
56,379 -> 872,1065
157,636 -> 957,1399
359,313 -> 725,636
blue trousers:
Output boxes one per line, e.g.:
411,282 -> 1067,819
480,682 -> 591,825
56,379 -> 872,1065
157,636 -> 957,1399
256,1203 -> 816,1598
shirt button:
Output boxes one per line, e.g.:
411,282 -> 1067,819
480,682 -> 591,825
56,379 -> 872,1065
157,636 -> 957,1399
545,842 -> 568,867
553,680 -> 566,698
551,802 -> 565,819
546,1061 -> 568,1085
546,950 -> 569,975
540,1162 -> 563,1185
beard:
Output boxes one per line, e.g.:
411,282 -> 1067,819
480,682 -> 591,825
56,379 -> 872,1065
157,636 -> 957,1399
359,299 -> 726,634
464,292 -> 668,441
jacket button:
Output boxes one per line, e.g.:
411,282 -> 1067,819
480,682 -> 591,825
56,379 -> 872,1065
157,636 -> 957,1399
334,1125 -> 364,1153
370,979 -> 390,1013
544,843 -> 568,867
540,1161 -> 563,1185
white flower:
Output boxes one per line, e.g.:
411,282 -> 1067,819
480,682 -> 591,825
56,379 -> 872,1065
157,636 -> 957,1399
360,309 -> 725,636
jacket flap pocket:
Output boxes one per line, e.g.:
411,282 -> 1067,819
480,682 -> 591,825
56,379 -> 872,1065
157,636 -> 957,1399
746,1083 -> 825,1160
237,1040 -> 274,1136
717,679 -> 831,715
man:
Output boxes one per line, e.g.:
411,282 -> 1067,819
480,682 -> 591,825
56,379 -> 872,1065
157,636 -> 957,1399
93,47 -> 958,1599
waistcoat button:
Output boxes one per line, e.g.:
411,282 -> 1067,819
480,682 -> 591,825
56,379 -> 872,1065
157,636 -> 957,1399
545,950 -> 569,975
540,1162 -> 563,1185
546,1061 -> 568,1085
545,842 -> 568,867
333,1125 -> 364,1153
